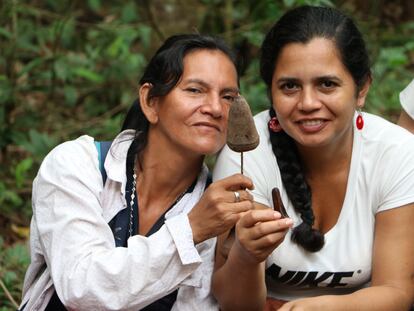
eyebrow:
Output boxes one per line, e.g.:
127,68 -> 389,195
276,75 -> 342,84
184,78 -> 239,94
315,75 -> 342,83
275,77 -> 300,84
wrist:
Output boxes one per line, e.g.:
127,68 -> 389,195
188,212 -> 203,244
229,239 -> 265,268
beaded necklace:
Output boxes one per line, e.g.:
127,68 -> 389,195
127,162 -> 190,237
128,169 -> 137,237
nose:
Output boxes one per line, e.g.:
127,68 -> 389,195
298,86 -> 322,112
200,94 -> 223,118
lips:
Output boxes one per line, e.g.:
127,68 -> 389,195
194,121 -> 221,132
300,119 -> 324,126
297,118 -> 327,132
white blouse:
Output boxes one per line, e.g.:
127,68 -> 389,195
20,130 -> 218,311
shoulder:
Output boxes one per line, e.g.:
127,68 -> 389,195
360,113 -> 414,173
251,109 -> 274,161
33,135 -> 103,195
361,113 -> 414,149
254,109 -> 271,138
32,135 -> 103,208
40,135 -> 97,171
358,114 -> 414,211
399,78 -> 414,118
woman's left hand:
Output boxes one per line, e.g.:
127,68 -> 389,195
232,208 -> 294,265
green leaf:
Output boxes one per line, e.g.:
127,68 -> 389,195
54,57 -> 70,81
2,271 -> 17,286
121,2 -> 138,23
242,31 -> 265,47
4,243 -> 30,267
64,85 -> 78,106
17,129 -> 57,158
0,185 -> 23,206
107,36 -> 126,57
138,25 -> 152,49
283,0 -> 296,7
405,41 -> 414,51
88,0 -> 101,12
73,68 -> 104,83
379,47 -> 408,67
14,158 -> 33,189
0,26 -> 12,39
17,58 -> 45,78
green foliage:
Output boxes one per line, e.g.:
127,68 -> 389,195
0,0 -> 413,309
367,20 -> 414,118
0,237 -> 30,310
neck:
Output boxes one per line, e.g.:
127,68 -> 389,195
136,135 -> 204,203
297,128 -> 354,178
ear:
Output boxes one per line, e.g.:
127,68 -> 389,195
356,76 -> 372,109
139,83 -> 159,124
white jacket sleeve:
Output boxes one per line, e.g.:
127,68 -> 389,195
32,138 -> 203,310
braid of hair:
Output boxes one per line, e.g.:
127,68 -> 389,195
268,108 -> 324,252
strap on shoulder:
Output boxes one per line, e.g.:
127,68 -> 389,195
206,171 -> 213,188
94,141 -> 112,184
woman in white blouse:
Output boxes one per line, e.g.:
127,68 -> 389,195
19,34 -> 254,311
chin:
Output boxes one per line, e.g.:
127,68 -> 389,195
298,138 -> 331,149
193,142 -> 225,156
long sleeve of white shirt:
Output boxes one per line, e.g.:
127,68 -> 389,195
21,133 -> 217,311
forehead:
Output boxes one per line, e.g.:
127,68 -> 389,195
181,49 -> 238,85
273,38 -> 350,79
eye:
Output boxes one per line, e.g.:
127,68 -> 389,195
186,87 -> 202,94
320,79 -> 338,89
284,82 -> 297,89
280,81 -> 300,93
222,94 -> 236,102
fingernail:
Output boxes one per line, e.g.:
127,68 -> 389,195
273,211 -> 281,218
285,219 -> 294,226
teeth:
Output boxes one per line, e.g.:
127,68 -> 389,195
301,119 -> 323,126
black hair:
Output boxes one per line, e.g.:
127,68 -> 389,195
260,6 -> 371,252
121,34 -> 238,158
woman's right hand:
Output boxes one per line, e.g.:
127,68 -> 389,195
232,208 -> 293,265
188,173 -> 254,244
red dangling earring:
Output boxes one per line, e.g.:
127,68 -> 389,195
269,117 -> 283,132
356,109 -> 364,130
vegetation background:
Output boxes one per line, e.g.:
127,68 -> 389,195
1,0 -> 413,309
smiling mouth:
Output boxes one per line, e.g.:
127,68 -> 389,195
194,122 -> 221,131
299,119 -> 325,126
296,119 -> 327,133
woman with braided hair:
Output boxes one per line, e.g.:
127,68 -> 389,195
212,5 -> 414,311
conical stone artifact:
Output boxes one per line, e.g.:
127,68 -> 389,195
227,95 -> 259,152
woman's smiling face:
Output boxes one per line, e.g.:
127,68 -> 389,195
271,37 -> 368,150
149,49 -> 239,156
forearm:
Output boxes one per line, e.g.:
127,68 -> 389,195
294,285 -> 413,311
212,252 -> 266,311
336,286 -> 412,311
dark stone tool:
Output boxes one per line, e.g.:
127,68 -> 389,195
226,95 -> 259,174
